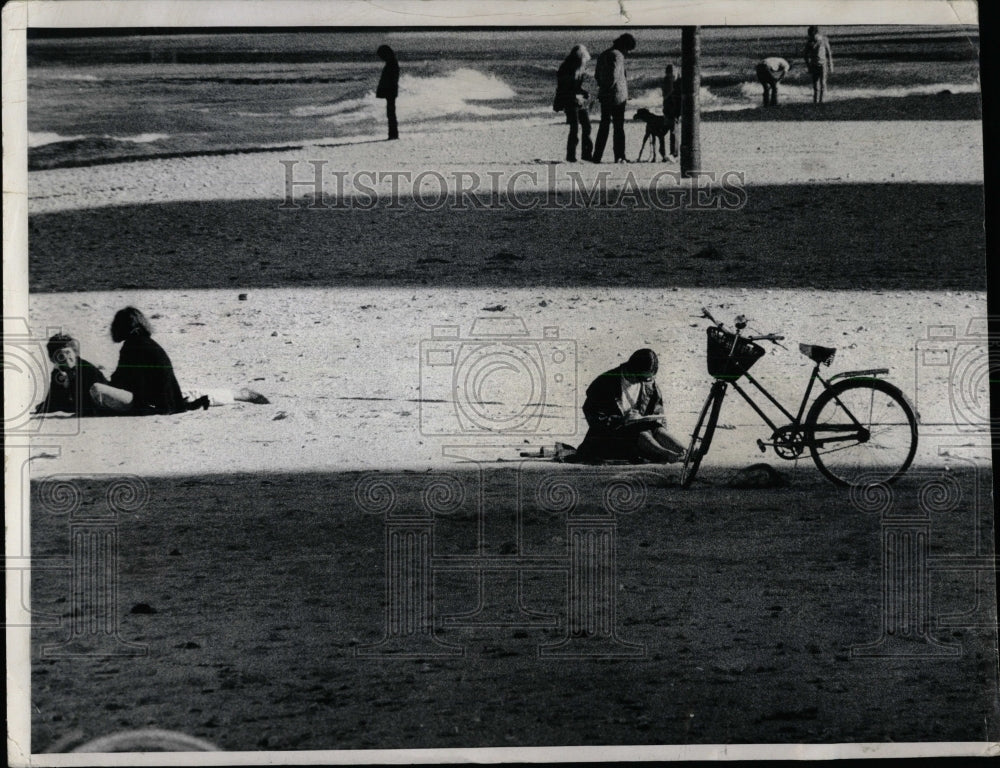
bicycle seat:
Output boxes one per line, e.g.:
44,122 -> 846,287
799,343 -> 837,366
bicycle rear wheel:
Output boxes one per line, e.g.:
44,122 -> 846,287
806,378 -> 917,487
681,383 -> 726,488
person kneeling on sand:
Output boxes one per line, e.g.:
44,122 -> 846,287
34,333 -> 109,417
89,306 -> 268,416
575,348 -> 686,463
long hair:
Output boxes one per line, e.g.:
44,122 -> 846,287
110,306 -> 153,343
559,44 -> 590,78
377,44 -> 397,64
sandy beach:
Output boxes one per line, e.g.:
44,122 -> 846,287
15,19 -> 997,756
24,118 -> 988,478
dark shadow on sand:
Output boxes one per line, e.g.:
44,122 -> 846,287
29,183 -> 985,293
28,466 -> 995,751
27,142 -> 308,172
703,92 -> 981,122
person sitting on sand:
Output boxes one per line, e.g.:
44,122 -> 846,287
553,44 -> 593,162
755,57 -> 790,107
803,26 -> 833,104
376,44 -> 400,141
89,307 -> 269,415
89,306 -> 206,415
575,348 -> 686,463
34,333 -> 109,417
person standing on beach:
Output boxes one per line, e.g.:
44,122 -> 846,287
553,44 -> 593,162
376,44 -> 400,140
755,57 -> 791,107
661,63 -> 682,159
575,348 -> 686,463
591,33 -> 636,164
803,26 -> 833,103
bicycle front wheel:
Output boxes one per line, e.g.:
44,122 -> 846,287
806,378 -> 918,487
681,383 -> 725,488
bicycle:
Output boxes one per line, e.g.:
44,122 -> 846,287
680,308 -> 918,488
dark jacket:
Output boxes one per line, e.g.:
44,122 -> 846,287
661,75 -> 681,120
576,364 -> 664,460
595,47 -> 628,105
35,358 -> 108,416
554,63 -> 589,112
109,334 -> 185,415
376,59 -> 400,99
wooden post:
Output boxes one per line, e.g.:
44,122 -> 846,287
681,26 -> 701,177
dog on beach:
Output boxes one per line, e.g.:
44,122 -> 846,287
632,108 -> 675,162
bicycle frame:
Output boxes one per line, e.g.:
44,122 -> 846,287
722,364 -> 819,436
718,361 -> 887,448
684,308 -> 917,488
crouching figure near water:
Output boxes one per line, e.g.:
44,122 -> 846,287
575,348 -> 686,463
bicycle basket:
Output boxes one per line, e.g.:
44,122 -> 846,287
706,326 -> 765,379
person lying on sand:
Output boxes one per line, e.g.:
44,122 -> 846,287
34,333 -> 109,417
575,348 -> 686,464
88,306 -> 268,416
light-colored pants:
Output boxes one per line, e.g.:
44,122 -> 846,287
90,383 -> 234,414
89,382 -> 134,413
183,388 -> 234,406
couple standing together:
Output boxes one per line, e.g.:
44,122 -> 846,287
553,33 -> 637,164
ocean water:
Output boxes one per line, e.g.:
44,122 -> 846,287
27,26 -> 980,166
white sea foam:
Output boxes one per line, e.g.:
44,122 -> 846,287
28,132 -> 90,147
291,68 -> 518,123
28,131 -> 171,148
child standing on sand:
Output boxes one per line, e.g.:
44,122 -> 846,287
803,26 -> 834,103
661,63 -> 681,159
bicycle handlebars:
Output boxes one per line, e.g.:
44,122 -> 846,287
698,308 -> 784,344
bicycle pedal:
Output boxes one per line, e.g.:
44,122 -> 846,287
756,439 -> 767,453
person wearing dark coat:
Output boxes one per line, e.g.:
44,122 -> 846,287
34,333 -> 108,417
89,306 -> 207,415
591,33 -> 636,164
575,348 -> 686,463
376,44 -> 400,140
661,63 -> 682,158
553,44 -> 593,162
